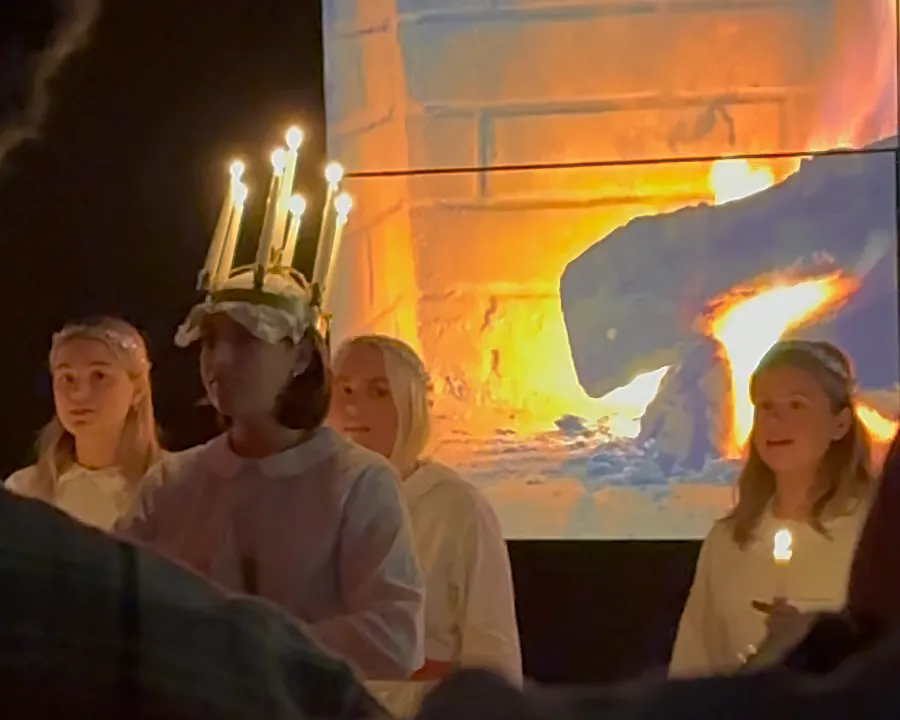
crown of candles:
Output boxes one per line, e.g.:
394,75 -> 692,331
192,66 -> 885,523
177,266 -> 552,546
197,125 -> 353,311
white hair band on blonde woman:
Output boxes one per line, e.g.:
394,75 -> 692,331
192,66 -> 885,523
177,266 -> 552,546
51,325 -> 148,366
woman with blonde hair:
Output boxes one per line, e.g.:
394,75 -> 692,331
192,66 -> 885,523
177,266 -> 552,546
6,316 -> 163,529
669,339 -> 875,677
331,334 -> 522,688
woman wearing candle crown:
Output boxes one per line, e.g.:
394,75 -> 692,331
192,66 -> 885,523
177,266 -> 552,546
118,268 -> 425,681
669,339 -> 875,677
330,335 -> 522,711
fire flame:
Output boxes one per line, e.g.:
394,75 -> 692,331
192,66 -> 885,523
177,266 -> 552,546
708,159 -> 776,205
707,273 -> 855,455
705,272 -> 897,456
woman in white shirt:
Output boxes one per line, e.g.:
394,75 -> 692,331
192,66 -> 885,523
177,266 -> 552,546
117,271 -> 424,681
331,334 -> 522,686
6,317 -> 163,530
670,339 -> 875,677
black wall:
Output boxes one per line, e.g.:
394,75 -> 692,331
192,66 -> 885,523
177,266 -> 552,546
509,540 -> 700,683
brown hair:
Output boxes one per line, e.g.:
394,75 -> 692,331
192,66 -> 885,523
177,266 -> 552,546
726,340 -> 873,547
32,316 -> 163,502
274,326 -> 332,431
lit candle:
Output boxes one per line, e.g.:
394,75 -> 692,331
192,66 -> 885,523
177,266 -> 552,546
272,126 -> 303,256
254,148 -> 288,285
213,181 -> 248,288
280,195 -> 307,268
200,160 -> 244,289
321,191 -> 353,310
312,162 -> 344,285
772,527 -> 793,599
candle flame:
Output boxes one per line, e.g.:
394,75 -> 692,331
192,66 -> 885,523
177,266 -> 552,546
325,162 -> 344,185
271,148 -> 288,173
285,126 -> 304,150
288,194 -> 307,215
334,191 -> 353,217
773,528 -> 793,564
229,160 -> 245,180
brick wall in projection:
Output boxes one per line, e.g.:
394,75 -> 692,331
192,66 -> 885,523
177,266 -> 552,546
326,0 -> 829,428
323,0 -> 899,538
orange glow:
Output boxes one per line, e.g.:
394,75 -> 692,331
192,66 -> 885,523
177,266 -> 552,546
857,403 -> 899,444
706,273 -> 857,456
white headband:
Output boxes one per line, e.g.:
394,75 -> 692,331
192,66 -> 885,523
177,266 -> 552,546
52,324 -> 148,368
763,340 -> 851,382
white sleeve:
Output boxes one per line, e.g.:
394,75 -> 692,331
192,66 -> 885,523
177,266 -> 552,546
455,497 -> 523,685
669,530 -> 722,677
5,467 -> 38,497
309,464 -> 425,680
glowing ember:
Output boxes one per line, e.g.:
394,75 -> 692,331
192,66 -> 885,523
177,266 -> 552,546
708,159 -> 776,205
706,273 -> 857,456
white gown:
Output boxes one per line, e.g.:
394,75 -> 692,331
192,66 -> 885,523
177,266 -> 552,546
670,505 -> 870,677
118,427 -> 425,680
5,464 -> 133,531
368,462 -> 522,717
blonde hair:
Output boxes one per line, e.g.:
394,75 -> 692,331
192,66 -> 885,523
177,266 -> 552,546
727,340 -> 873,547
334,335 -> 432,478
32,317 -> 163,502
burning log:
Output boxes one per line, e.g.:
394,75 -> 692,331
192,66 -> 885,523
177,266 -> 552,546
636,338 -> 732,472
560,138 -> 899,399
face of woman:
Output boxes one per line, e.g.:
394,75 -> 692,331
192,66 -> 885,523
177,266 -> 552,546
752,363 -> 851,477
330,343 -> 398,460
52,338 -> 137,441
199,314 -> 300,420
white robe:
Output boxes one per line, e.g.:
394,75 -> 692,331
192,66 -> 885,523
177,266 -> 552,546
5,464 -> 133,531
368,462 -> 522,717
405,461 -> 521,680
670,505 -> 870,677
118,427 -> 425,680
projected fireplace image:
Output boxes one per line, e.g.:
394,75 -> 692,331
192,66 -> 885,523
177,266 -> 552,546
322,0 -> 900,538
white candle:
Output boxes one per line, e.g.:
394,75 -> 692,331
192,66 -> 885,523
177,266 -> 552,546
201,160 -> 244,288
272,127 -> 303,256
772,527 -> 792,599
281,195 -> 307,268
213,181 -> 248,288
313,162 -> 344,286
321,191 -> 353,310
254,148 -> 288,280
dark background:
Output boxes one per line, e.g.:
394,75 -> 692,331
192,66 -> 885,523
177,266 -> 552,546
0,0 -> 699,683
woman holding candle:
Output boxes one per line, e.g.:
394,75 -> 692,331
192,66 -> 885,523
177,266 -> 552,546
330,335 -> 522,705
669,339 -> 875,677
117,271 -> 424,682
5,317 -> 164,530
